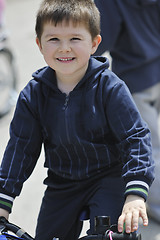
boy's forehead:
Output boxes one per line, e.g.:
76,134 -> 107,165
42,20 -> 90,35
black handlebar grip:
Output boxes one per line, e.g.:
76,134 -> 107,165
105,232 -> 141,240
79,232 -> 141,240
0,217 -> 33,240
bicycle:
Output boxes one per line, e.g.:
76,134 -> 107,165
0,29 -> 18,118
0,216 -> 141,240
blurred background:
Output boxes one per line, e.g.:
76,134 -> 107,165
0,0 -> 159,239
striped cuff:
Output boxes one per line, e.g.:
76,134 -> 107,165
0,193 -> 14,213
124,180 -> 149,201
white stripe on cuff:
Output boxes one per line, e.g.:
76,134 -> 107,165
0,193 -> 14,202
126,181 -> 149,190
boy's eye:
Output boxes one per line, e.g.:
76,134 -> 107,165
49,38 -> 59,41
71,37 -> 81,41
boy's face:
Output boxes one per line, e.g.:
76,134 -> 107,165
36,20 -> 101,83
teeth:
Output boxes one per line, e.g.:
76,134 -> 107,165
58,58 -> 73,61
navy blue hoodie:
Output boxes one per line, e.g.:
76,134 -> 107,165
0,57 -> 154,212
94,0 -> 160,93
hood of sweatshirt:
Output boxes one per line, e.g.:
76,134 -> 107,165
32,56 -> 109,92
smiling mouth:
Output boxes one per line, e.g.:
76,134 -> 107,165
57,57 -> 75,62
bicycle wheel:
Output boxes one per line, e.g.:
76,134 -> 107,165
0,47 -> 18,118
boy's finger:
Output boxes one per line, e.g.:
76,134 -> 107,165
132,211 -> 139,231
118,214 -> 125,232
140,211 -> 148,226
124,212 -> 132,233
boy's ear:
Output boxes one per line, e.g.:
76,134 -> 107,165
91,34 -> 102,55
36,37 -> 42,52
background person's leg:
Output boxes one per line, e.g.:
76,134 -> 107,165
133,83 -> 160,223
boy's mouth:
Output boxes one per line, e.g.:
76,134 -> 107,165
56,57 -> 75,62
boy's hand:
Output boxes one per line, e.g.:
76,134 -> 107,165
0,208 -> 9,220
118,195 -> 148,233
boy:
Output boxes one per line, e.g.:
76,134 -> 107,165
0,0 -> 154,239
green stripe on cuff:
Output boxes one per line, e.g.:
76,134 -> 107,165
0,200 -> 12,208
125,188 -> 148,196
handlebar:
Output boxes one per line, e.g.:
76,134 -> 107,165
0,217 -> 33,240
0,216 -> 141,240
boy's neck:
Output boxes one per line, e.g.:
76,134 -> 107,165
57,77 -> 80,95
56,66 -> 88,95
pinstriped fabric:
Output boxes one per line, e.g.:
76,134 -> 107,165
2,120 -> 40,194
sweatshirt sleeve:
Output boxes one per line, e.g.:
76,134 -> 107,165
105,74 -> 155,200
0,87 -> 43,213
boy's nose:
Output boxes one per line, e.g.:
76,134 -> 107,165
59,41 -> 71,52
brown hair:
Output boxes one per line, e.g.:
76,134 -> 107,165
35,0 -> 100,41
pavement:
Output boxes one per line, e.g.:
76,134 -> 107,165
0,0 -> 159,238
